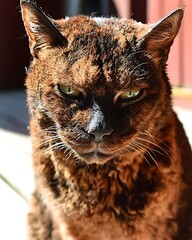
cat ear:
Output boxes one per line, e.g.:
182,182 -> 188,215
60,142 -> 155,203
20,0 -> 68,58
141,8 -> 184,62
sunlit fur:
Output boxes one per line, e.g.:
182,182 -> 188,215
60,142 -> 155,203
21,1 -> 192,239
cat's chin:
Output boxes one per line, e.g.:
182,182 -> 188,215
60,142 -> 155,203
78,150 -> 114,164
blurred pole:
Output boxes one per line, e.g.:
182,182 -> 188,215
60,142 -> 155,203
0,0 -> 30,89
37,0 -> 65,18
101,0 -> 110,16
66,0 -> 82,16
113,0 -> 131,18
131,0 -> 147,22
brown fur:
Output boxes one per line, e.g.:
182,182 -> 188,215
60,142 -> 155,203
21,1 -> 192,239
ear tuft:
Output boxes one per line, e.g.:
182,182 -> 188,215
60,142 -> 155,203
20,0 -> 68,58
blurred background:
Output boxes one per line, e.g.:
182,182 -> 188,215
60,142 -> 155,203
0,0 -> 191,239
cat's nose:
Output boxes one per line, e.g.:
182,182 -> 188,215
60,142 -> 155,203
88,129 -> 113,142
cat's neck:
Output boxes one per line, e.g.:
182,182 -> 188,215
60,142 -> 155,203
50,147 -> 162,219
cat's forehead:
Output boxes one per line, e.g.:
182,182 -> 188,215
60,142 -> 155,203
54,16 -> 151,92
57,16 -> 149,44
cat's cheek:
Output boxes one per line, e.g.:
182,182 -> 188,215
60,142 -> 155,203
30,107 -> 53,130
129,101 -> 158,129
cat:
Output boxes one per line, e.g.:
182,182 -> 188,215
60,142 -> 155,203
20,1 -> 192,239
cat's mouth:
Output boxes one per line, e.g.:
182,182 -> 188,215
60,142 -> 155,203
78,150 -> 114,164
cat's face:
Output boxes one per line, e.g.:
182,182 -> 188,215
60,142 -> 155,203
21,1 -> 183,164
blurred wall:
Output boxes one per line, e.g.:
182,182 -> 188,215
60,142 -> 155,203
0,0 -> 30,89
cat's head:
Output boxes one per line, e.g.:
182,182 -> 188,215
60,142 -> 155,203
21,1 -> 183,164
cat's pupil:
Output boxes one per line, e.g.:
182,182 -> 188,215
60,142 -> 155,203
58,85 -> 81,98
66,87 -> 74,94
127,91 -> 136,97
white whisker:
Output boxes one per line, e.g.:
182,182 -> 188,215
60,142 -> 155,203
130,141 -> 161,171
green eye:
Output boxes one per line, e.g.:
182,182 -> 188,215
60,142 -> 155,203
58,85 -> 82,99
120,90 -> 140,99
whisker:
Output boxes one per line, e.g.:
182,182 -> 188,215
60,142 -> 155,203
130,141 -> 161,171
127,144 -> 152,167
143,130 -> 172,152
136,136 -> 172,161
129,62 -> 149,77
127,50 -> 148,60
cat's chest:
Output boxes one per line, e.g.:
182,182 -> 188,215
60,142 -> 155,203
52,201 -> 177,240
54,212 -> 134,240
49,165 -> 181,240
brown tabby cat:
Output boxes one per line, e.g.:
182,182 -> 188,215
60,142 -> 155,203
21,1 -> 192,239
